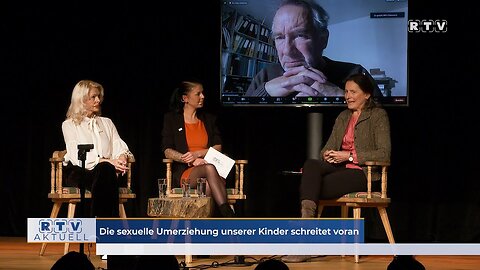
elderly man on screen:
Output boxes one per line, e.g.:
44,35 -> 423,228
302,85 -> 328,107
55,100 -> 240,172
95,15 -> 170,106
245,0 -> 382,98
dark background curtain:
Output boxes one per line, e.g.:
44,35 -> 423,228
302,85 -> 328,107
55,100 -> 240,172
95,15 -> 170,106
1,0 -> 478,243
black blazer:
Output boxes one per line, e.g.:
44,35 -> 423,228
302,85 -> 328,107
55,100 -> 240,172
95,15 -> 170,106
161,111 -> 222,185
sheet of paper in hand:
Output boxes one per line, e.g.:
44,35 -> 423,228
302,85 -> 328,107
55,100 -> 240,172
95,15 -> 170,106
203,147 -> 235,178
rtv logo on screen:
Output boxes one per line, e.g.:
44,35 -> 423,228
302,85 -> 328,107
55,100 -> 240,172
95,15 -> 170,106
27,218 -> 95,243
39,218 -> 82,234
408,20 -> 447,33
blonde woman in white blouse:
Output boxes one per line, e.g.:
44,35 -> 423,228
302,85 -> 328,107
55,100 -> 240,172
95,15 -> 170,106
62,80 -> 133,217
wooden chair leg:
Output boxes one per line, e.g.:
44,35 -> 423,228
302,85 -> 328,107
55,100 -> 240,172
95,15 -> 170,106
317,205 -> 324,217
39,241 -> 48,256
119,203 -> 126,218
182,202 -> 219,265
64,203 -> 76,254
341,206 -> 349,218
337,205 -> 350,259
39,201 -> 63,256
378,207 -> 395,244
353,208 -> 361,263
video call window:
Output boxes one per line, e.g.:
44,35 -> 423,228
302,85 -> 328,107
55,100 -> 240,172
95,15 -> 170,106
220,0 -> 408,107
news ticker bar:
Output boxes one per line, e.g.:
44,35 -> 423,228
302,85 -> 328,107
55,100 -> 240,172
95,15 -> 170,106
96,243 -> 480,256
27,218 -> 480,255
27,218 -> 364,244
96,219 -> 363,243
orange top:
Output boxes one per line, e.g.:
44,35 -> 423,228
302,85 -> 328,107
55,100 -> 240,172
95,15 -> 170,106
180,120 -> 208,180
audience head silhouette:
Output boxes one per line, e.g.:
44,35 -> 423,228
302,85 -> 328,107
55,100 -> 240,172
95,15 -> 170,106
107,255 -> 180,270
50,251 -> 95,270
387,255 -> 426,270
254,259 -> 290,270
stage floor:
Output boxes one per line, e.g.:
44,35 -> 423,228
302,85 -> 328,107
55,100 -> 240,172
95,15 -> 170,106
1,237 -> 479,270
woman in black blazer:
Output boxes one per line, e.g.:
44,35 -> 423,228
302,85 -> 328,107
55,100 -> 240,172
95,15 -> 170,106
161,80 -> 235,217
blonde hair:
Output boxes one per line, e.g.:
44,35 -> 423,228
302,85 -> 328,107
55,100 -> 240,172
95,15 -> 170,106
66,80 -> 104,125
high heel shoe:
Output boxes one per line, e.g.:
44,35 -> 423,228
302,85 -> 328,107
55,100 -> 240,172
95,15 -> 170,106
219,203 -> 235,217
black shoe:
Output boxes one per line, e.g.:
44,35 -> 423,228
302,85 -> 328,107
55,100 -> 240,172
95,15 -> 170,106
387,255 -> 425,270
219,203 -> 235,217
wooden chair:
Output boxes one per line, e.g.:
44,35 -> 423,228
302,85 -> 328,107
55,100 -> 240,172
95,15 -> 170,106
162,158 -> 247,265
317,161 -> 395,263
39,150 -> 136,256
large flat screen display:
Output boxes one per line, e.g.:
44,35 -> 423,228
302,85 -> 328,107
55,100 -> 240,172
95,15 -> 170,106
220,0 -> 408,106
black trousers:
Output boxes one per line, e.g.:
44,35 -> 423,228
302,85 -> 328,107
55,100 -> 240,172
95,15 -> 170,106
299,159 -> 367,201
64,162 -> 120,217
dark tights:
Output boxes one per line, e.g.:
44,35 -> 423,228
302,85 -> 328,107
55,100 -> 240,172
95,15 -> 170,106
187,164 -> 228,207
300,159 -> 367,201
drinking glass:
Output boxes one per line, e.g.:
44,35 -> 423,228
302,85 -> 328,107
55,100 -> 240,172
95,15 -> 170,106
158,178 -> 167,198
196,177 -> 207,197
181,178 -> 190,198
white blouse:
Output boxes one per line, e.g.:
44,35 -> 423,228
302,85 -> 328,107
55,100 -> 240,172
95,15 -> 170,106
62,116 -> 133,170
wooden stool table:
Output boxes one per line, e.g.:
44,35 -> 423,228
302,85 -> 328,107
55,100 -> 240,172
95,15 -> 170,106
147,197 -> 214,218
147,196 -> 214,265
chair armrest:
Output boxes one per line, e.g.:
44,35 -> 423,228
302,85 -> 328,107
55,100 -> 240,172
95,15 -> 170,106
50,150 -> 67,162
235,160 -> 248,165
364,161 -> 390,166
